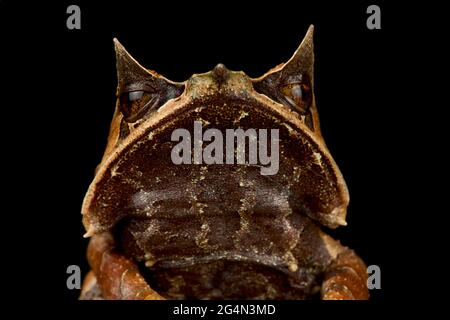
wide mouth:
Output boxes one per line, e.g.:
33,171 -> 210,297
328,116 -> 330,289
142,252 -> 294,270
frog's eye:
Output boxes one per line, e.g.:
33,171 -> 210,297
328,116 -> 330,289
119,90 -> 159,123
253,74 -> 313,116
280,81 -> 312,114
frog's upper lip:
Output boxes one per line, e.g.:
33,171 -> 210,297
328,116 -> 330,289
83,90 -> 349,236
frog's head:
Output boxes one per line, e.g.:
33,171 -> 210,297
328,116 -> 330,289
82,25 -> 349,238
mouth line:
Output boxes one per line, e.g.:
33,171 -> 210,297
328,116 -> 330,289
141,251 -> 298,275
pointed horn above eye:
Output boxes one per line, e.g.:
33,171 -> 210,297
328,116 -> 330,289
252,25 -> 316,123
112,38 -> 185,124
113,38 -> 154,87
257,24 -> 314,80
283,24 -> 314,78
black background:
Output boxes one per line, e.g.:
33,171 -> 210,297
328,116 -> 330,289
1,0 -> 418,314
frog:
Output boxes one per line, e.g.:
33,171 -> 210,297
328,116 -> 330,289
80,25 -> 369,300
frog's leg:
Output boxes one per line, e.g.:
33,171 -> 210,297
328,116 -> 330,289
79,232 -> 164,300
79,270 -> 102,299
321,247 -> 369,300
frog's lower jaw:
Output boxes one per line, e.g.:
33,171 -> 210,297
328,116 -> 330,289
80,230 -> 369,300
81,231 -> 318,300
114,210 -> 326,299
141,259 -> 317,299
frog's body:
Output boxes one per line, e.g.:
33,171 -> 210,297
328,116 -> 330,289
80,26 -> 369,300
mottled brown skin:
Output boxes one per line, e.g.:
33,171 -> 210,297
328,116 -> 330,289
80,26 -> 369,300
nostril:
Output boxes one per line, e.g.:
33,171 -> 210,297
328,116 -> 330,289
212,63 -> 229,85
